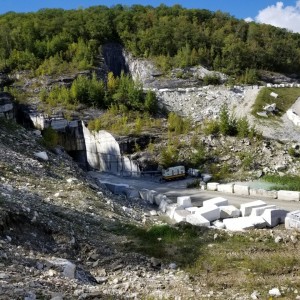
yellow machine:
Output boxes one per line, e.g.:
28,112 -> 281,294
161,165 -> 186,181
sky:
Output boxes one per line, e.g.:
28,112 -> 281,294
1,1 -> 300,33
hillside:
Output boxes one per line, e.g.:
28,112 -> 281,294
1,5 -> 300,300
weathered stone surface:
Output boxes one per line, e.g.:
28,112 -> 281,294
217,184 -> 234,193
240,200 -> 267,217
250,205 -> 277,217
223,216 -> 266,231
195,205 -> 220,222
206,182 -> 219,191
277,190 -> 300,201
177,196 -> 192,208
173,209 -> 191,223
262,208 -> 288,227
233,184 -> 250,196
285,210 -> 300,231
249,188 -> 277,199
203,197 -> 228,207
186,214 -> 210,227
219,205 -> 241,218
166,203 -> 179,219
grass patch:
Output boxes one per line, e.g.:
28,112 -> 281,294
120,223 -> 215,267
252,87 -> 300,117
263,174 -> 300,191
189,232 -> 300,295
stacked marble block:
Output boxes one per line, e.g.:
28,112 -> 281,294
167,196 -> 288,231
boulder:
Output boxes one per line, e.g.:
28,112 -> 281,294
261,208 -> 288,227
195,205 -> 220,222
34,151 -> 49,161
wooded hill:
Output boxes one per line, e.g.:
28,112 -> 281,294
1,4 -> 300,78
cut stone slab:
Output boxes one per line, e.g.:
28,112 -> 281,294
203,197 -> 228,207
219,205 -> 241,218
277,190 -> 300,201
217,183 -> 234,193
262,208 -> 288,227
249,188 -> 277,199
207,182 -> 219,191
158,198 -> 172,213
125,187 -> 140,199
173,209 -> 191,223
240,200 -> 267,217
223,216 -> 266,231
233,184 -> 250,196
250,205 -> 277,217
177,196 -> 192,208
185,206 -> 200,213
154,193 -> 167,206
139,189 -> 157,204
196,205 -> 220,221
102,182 -> 129,195
166,203 -> 179,219
186,214 -> 210,227
285,210 -> 300,231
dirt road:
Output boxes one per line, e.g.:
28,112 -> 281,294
90,172 -> 300,212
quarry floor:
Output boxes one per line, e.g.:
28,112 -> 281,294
90,172 -> 299,212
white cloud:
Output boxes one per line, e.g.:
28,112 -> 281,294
255,1 -> 300,33
244,17 -> 253,22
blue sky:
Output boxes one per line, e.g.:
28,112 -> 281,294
1,1 -> 300,32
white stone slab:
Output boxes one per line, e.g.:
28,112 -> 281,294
249,188 -> 277,199
285,210 -> 300,230
223,216 -> 266,230
158,198 -> 172,213
219,205 -> 241,218
185,206 -> 200,213
177,196 -> 192,208
250,205 -> 277,216
223,217 -> 255,231
196,205 -> 220,221
203,197 -> 228,207
217,184 -> 234,193
186,214 -> 210,227
240,200 -> 267,216
139,189 -> 157,204
262,208 -> 288,227
173,209 -> 191,223
207,182 -> 219,191
154,193 -> 167,206
233,184 -> 250,196
277,190 -> 300,201
166,203 -> 179,219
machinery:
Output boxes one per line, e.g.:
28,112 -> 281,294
161,165 -> 186,181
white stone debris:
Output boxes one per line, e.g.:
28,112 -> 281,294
34,151 -> 48,161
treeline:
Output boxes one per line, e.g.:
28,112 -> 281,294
40,72 -> 158,113
0,5 -> 300,76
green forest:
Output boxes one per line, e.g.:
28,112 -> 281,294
0,4 -> 300,77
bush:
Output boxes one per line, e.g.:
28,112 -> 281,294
203,73 -> 221,85
42,127 -> 58,148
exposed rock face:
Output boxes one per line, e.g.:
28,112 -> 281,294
82,122 -> 140,176
0,92 -> 14,119
102,43 -> 129,77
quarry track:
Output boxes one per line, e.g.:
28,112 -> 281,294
90,172 -> 300,212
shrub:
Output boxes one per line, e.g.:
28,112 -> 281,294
203,73 -> 221,85
42,127 -> 58,148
